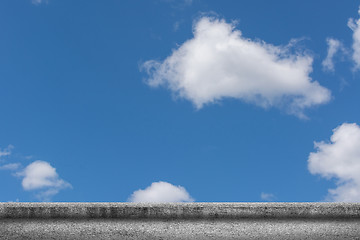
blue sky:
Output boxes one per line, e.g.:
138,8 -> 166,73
1,0 -> 360,202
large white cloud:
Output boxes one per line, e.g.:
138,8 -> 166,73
308,123 -> 360,202
128,181 -> 194,203
348,7 -> 360,70
143,17 -> 331,117
17,160 -> 71,201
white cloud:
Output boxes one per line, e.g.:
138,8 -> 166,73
0,163 -> 21,171
348,7 -> 360,70
322,38 -> 345,72
142,17 -> 331,118
308,123 -> 360,202
17,160 -> 71,201
128,181 -> 194,203
260,192 -> 276,201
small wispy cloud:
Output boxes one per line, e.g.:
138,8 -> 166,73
32,0 -> 42,4
173,20 -> 184,32
260,192 -> 276,201
0,145 -> 17,170
128,181 -> 194,203
184,0 -> 192,5
0,145 -> 14,159
161,0 -> 193,8
322,38 -> 347,72
348,6 -> 360,70
0,163 -> 21,171
31,0 -> 48,5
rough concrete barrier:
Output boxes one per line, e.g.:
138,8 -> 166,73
1,203 -> 360,239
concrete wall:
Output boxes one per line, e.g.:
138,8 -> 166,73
1,203 -> 360,239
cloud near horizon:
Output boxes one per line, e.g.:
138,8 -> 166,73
16,160 -> 72,201
308,123 -> 360,202
31,0 -> 49,5
143,17 -> 331,118
128,181 -> 194,203
260,192 -> 276,201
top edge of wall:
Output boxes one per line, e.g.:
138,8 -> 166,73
0,202 -> 359,219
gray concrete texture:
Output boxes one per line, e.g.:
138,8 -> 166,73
1,203 -> 360,239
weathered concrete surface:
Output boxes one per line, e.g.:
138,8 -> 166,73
1,203 -> 360,239
2,219 -> 360,240
1,202 -> 360,219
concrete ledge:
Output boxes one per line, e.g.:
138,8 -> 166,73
1,203 -> 360,239
1,202 -> 360,219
